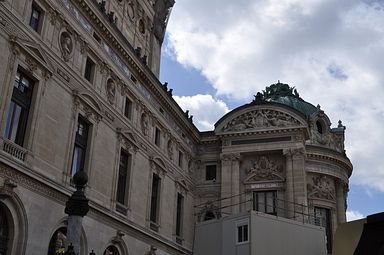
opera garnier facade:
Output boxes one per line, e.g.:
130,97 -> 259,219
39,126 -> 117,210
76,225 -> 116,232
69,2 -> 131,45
0,0 -> 351,254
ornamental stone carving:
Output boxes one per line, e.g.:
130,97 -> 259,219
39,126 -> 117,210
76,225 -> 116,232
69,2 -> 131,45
106,78 -> 116,105
308,175 -> 335,201
222,109 -> 301,132
59,31 -> 73,61
141,113 -> 149,136
244,156 -> 284,182
167,139 -> 174,160
221,153 -> 240,162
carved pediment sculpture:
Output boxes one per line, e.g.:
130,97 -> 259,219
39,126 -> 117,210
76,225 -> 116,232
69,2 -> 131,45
222,109 -> 302,132
308,175 -> 335,201
244,156 -> 284,183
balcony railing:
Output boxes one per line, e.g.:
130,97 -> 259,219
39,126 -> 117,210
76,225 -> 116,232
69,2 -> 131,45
1,138 -> 27,161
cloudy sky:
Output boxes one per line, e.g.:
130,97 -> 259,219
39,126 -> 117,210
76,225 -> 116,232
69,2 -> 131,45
160,0 -> 384,221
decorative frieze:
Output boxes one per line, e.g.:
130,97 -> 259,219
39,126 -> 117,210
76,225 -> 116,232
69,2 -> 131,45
0,163 -> 68,203
222,109 -> 302,132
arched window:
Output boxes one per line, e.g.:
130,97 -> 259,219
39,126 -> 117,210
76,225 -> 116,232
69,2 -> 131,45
47,227 -> 67,255
203,211 -> 216,221
104,245 -> 120,255
316,120 -> 324,134
0,205 -> 9,255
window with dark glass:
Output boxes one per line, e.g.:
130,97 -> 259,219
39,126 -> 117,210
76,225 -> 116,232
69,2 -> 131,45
84,57 -> 95,83
29,3 -> 42,32
205,165 -> 217,181
178,151 -> 183,168
150,174 -> 161,224
116,149 -> 130,209
124,97 -> 132,119
237,223 -> 248,243
155,127 -> 161,146
0,205 -> 9,255
253,191 -> 277,215
71,116 -> 89,176
3,69 -> 34,146
176,193 -> 184,237
315,207 -> 332,254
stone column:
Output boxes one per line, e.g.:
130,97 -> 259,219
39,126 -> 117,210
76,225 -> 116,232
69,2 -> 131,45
65,171 -> 89,254
283,149 -> 294,219
291,148 -> 308,222
220,153 -> 240,216
336,180 -> 347,223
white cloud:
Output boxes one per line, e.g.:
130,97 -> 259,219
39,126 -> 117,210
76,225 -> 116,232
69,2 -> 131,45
173,94 -> 230,131
346,210 -> 364,221
166,0 -> 384,192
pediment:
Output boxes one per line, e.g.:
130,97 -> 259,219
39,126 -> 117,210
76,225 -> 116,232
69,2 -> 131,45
216,105 -> 307,134
14,38 -> 54,73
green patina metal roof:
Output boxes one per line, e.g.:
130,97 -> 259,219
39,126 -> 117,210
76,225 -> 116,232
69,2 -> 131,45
256,82 -> 317,118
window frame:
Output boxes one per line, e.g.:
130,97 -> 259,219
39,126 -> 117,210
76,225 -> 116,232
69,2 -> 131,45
84,57 -> 95,84
175,193 -> 184,238
3,69 -> 35,147
178,151 -> 183,168
252,190 -> 277,215
150,173 -> 161,227
236,220 -> 249,244
205,164 -> 217,181
154,127 -> 161,147
124,97 -> 133,120
115,149 -> 131,213
71,116 -> 90,177
29,2 -> 44,33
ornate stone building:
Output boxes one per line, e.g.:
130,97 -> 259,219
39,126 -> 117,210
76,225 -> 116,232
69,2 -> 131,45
0,0 -> 351,254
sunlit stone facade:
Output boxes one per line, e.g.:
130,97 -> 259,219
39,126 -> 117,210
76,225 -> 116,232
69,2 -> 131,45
0,0 -> 351,254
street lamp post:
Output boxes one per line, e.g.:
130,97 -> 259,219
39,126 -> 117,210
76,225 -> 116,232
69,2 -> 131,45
65,170 -> 90,254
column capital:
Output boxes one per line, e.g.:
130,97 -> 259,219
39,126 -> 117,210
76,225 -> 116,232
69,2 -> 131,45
220,153 -> 240,162
283,147 -> 305,157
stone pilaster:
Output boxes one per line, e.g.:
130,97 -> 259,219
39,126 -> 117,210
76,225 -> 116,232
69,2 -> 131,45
284,148 -> 307,221
283,149 -> 294,219
336,180 -> 347,223
220,153 -> 240,216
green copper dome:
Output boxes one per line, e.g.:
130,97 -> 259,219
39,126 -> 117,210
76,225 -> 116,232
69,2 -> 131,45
254,82 -> 317,118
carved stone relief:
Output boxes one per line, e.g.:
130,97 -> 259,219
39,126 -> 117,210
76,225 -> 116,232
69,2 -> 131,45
244,156 -> 284,182
127,1 -> 135,21
308,175 -> 335,201
106,79 -> 116,105
140,113 -> 149,136
167,139 -> 174,160
222,109 -> 301,132
59,31 -> 73,61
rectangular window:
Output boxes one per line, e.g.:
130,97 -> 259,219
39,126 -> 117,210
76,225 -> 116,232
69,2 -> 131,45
71,116 -> 89,176
253,191 -> 277,215
315,207 -> 332,254
155,127 -> 161,146
116,149 -> 130,208
150,174 -> 161,225
3,70 -> 34,146
124,97 -> 132,119
205,165 -> 217,181
178,151 -> 183,168
29,3 -> 42,32
237,222 -> 249,244
84,57 -> 95,83
176,193 -> 184,238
